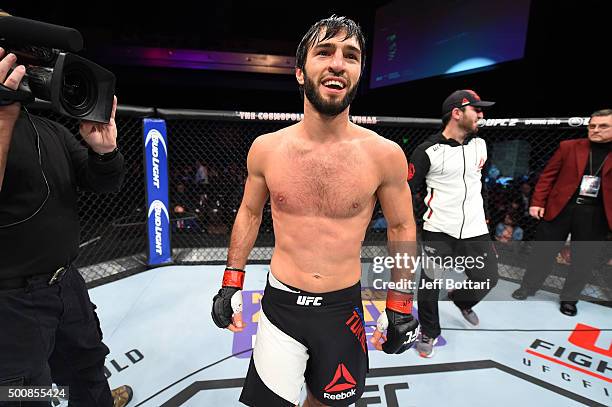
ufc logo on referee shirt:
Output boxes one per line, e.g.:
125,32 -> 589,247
296,296 -> 323,306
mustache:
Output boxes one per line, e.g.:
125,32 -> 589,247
320,73 -> 349,82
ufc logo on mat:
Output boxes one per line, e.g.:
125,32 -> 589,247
296,296 -> 323,306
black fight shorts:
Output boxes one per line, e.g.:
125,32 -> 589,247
239,272 -> 368,406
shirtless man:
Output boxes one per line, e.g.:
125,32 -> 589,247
211,16 -> 419,407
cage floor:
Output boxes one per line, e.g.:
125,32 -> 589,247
90,265 -> 612,406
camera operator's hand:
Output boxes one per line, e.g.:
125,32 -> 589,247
79,96 -> 118,154
1,48 -> 26,191
0,48 -> 26,122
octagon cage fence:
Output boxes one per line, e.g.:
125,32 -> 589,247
27,102 -> 611,303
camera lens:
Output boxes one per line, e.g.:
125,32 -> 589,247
60,62 -> 97,117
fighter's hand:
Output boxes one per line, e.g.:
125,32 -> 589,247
212,287 -> 245,332
371,290 -> 419,354
212,267 -> 246,332
371,309 -> 420,354
0,48 -> 25,120
529,206 -> 545,220
370,323 -> 387,351
79,96 -> 118,154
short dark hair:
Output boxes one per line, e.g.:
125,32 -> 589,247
296,15 -> 365,71
591,109 -> 612,118
441,107 -> 465,128
295,15 -> 365,98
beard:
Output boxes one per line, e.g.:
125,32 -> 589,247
303,70 -> 359,116
459,114 -> 479,134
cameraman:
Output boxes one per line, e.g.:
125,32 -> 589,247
0,45 -> 129,406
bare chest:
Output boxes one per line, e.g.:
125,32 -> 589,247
266,147 -> 377,218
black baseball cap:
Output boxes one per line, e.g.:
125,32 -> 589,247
442,90 -> 495,115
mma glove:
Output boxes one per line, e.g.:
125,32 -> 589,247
211,267 -> 245,328
376,289 -> 420,354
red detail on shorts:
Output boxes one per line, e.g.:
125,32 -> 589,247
346,310 -> 367,354
407,163 -> 415,181
324,363 -> 357,392
426,189 -> 434,219
386,290 -> 413,314
222,269 -> 245,289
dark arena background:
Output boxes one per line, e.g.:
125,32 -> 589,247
2,1 -> 611,406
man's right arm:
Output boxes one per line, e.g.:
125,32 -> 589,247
226,136 -> 270,268
211,135 -> 270,331
530,142 -> 566,219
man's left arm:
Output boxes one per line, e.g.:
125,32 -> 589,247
480,139 -> 490,225
62,96 -> 125,193
371,141 -> 420,354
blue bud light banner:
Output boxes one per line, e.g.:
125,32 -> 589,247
144,119 -> 172,265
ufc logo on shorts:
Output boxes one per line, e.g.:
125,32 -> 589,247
296,296 -> 323,306
404,326 -> 420,345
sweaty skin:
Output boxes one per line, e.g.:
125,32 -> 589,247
239,122 -> 414,293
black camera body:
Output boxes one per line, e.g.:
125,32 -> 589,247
0,16 -> 115,123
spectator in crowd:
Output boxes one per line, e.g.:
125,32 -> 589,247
518,182 -> 532,217
179,164 -> 194,186
195,160 -> 210,185
194,160 -> 210,198
496,224 -> 514,243
495,212 -> 524,242
172,182 -> 196,211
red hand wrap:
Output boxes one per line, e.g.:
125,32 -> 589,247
386,289 -> 413,314
222,268 -> 245,289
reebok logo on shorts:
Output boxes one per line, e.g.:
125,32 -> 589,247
296,295 -> 322,306
323,363 -> 357,400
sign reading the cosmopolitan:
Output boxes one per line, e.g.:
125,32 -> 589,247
144,119 -> 171,265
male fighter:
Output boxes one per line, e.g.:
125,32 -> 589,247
211,16 -> 419,407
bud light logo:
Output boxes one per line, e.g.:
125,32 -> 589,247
148,200 -> 170,256
144,119 -> 171,265
145,129 -> 168,154
145,129 -> 168,190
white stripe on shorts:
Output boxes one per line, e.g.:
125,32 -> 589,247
253,308 -> 308,404
268,271 -> 300,293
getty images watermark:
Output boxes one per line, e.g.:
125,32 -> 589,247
371,252 -> 489,291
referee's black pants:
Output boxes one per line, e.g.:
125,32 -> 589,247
520,201 -> 609,303
0,266 -> 112,407
417,231 -> 499,339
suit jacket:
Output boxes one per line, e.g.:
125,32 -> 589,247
531,138 -> 611,229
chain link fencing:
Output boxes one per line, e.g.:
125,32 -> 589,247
25,104 -> 610,301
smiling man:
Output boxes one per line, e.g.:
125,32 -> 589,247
211,16 -> 420,407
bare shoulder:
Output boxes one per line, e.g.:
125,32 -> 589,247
352,123 -> 406,162
250,126 -> 293,158
253,123 -> 300,147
